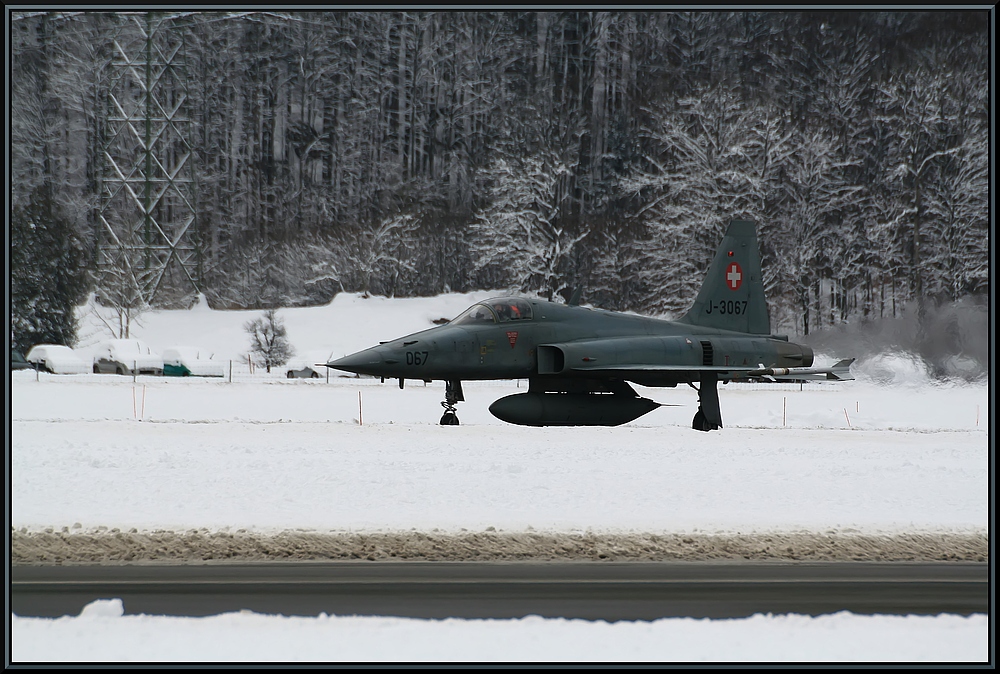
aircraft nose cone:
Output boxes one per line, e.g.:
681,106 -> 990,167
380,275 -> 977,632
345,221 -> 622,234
329,347 -> 384,375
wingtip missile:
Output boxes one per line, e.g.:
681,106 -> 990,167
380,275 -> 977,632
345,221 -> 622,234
746,358 -> 855,382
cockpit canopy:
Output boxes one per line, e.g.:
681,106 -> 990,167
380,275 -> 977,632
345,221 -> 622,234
451,298 -> 534,325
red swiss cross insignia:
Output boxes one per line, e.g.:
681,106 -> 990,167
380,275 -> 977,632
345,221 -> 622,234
506,331 -> 518,348
725,262 -> 743,291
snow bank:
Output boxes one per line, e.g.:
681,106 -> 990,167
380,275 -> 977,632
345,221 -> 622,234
12,602 -> 988,663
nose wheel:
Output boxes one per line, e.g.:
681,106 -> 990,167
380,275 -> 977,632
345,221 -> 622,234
440,380 -> 465,425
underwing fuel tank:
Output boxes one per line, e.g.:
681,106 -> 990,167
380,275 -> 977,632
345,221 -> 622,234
489,392 -> 661,427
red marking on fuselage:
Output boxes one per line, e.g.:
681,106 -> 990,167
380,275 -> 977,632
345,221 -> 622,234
507,331 -> 518,348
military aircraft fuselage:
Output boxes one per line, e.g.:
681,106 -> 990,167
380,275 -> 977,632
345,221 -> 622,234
332,298 -> 813,388
330,220 -> 847,430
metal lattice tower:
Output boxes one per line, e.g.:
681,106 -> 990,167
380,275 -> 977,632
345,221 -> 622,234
96,12 -> 199,308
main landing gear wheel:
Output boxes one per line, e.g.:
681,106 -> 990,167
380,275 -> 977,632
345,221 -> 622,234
692,409 -> 718,432
439,379 -> 465,426
689,374 -> 723,432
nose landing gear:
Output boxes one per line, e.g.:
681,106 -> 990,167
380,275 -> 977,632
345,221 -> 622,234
440,380 -> 465,425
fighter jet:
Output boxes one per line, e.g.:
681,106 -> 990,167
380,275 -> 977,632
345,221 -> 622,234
329,220 -> 854,430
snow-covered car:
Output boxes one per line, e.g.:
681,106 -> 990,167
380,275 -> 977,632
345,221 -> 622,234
285,351 -> 334,379
286,363 -> 324,379
25,344 -> 91,374
93,339 -> 164,375
162,346 -> 225,377
11,349 -> 33,370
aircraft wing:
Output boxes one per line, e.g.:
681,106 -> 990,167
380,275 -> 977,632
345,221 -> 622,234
569,358 -> 855,382
570,364 -> 755,374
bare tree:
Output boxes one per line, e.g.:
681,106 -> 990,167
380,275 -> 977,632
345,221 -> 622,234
471,151 -> 589,301
244,309 -> 294,373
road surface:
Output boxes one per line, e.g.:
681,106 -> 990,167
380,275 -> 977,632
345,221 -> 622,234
11,562 -> 987,620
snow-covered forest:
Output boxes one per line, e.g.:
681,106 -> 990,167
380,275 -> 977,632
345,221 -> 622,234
10,11 -> 989,345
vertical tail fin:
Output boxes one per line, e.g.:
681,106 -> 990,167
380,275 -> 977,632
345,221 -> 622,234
679,219 -> 770,335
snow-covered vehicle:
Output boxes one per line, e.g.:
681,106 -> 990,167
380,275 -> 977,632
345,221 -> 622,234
93,339 -> 164,376
162,346 -> 225,377
25,344 -> 91,374
285,350 -> 335,379
11,349 -> 33,371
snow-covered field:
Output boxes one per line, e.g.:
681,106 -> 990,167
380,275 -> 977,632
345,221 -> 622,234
10,292 -> 990,663
11,374 -> 987,535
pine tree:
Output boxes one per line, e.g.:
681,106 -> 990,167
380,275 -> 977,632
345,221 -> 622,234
10,184 -> 86,353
